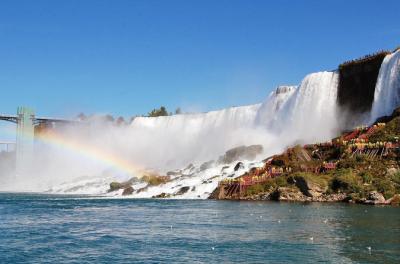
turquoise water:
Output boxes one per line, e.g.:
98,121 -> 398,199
0,194 -> 399,263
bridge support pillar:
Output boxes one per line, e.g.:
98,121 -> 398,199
16,107 -> 35,179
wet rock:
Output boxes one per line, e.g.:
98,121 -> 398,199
234,162 -> 244,171
166,170 -> 181,176
175,186 -> 190,195
153,192 -> 171,198
108,182 -> 123,192
122,186 -> 134,196
108,177 -> 138,193
200,160 -> 215,171
219,145 -> 263,164
137,186 -> 149,193
220,166 -> 230,173
183,163 -> 195,172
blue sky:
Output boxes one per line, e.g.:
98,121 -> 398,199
1,0 -> 400,119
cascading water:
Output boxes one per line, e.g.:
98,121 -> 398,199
370,50 -> 400,123
127,104 -> 264,170
256,71 -> 340,144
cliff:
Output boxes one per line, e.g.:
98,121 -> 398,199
337,51 -> 390,113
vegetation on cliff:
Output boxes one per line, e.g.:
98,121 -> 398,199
215,107 -> 400,205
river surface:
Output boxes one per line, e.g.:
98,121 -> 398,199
0,193 -> 399,263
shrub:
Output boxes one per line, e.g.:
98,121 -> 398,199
337,158 -> 358,169
391,172 -> 400,185
360,171 -> 372,184
373,177 -> 396,199
245,184 -> 265,196
275,176 -> 288,187
330,169 -> 362,193
271,159 -> 285,167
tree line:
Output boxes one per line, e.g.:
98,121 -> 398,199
77,106 -> 182,125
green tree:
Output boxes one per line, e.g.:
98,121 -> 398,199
148,106 -> 169,117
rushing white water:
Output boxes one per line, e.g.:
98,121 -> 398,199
370,50 -> 400,122
257,71 -> 340,144
45,70 -> 341,197
127,104 -> 263,170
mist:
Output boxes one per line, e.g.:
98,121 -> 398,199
0,67 -> 350,193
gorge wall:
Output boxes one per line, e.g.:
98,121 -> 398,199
337,51 -> 389,114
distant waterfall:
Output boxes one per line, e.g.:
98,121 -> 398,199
370,50 -> 400,122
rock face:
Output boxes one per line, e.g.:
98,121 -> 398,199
270,187 -> 308,202
219,145 -> 263,164
289,176 -> 327,198
338,52 -> 388,114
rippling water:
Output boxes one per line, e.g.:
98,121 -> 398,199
0,193 -> 399,263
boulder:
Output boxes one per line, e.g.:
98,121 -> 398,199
122,186 -> 134,196
153,192 -> 171,198
175,186 -> 190,195
365,191 -> 386,204
108,177 -> 138,193
219,145 -> 263,164
108,182 -> 123,192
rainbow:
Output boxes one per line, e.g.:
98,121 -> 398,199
36,130 -> 144,176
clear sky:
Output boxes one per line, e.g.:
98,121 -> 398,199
1,0 -> 400,119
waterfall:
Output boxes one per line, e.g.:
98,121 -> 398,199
256,71 -> 339,144
370,50 -> 400,122
124,71 -> 340,170
128,104 -> 264,170
255,85 -> 297,128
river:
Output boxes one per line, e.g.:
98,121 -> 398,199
0,193 -> 399,263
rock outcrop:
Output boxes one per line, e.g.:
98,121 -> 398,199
219,145 -> 263,164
